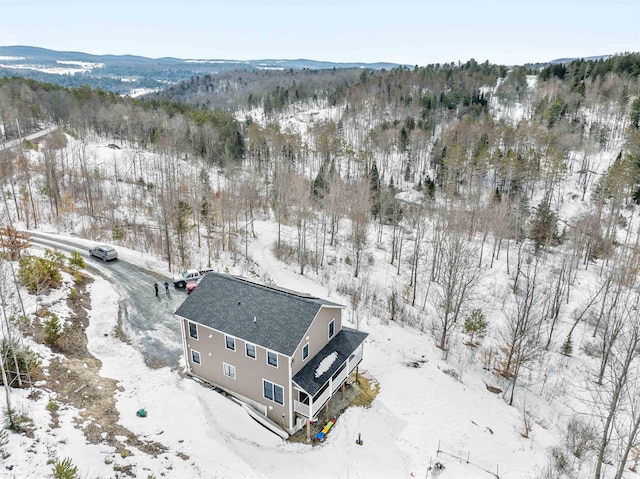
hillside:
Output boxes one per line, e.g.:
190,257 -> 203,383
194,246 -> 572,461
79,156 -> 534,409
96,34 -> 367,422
0,45 -> 403,96
1,53 -> 640,478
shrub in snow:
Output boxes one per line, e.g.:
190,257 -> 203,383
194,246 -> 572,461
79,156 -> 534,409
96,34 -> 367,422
44,248 -> 67,269
67,250 -> 85,272
3,407 -> 31,433
549,445 -> 569,475
51,457 -> 79,479
1,339 -> 40,387
42,311 -> 63,346
18,254 -> 62,294
564,416 -> 597,460
46,397 -> 59,413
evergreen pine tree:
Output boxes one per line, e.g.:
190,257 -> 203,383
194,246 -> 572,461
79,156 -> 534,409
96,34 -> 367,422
369,162 -> 380,192
369,162 -> 382,218
425,176 -> 436,199
630,97 -> 640,129
399,127 -> 409,152
463,309 -> 488,345
112,224 -> 124,241
404,154 -> 412,182
67,251 -> 85,272
200,198 -> 210,220
43,313 -> 62,346
545,98 -> 565,128
312,161 -> 329,200
530,197 -> 557,249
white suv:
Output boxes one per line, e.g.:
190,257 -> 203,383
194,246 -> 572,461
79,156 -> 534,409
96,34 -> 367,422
89,245 -> 118,262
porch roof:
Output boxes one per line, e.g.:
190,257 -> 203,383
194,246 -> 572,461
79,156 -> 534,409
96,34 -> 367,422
293,326 -> 368,396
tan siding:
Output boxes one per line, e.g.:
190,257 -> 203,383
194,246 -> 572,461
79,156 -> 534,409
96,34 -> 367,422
291,306 -> 342,376
182,318 -> 292,428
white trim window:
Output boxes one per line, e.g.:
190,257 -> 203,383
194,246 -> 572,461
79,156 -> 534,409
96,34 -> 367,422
267,350 -> 278,368
188,322 -> 198,340
191,349 -> 201,365
263,379 -> 284,405
328,319 -> 335,339
302,343 -> 309,361
223,363 -> 236,379
225,335 -> 236,351
246,342 -> 256,359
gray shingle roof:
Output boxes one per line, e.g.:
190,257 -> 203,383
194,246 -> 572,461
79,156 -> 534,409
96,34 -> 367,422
175,273 -> 344,356
292,327 -> 368,396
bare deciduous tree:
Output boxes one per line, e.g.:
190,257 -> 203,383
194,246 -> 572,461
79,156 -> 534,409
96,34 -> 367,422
345,179 -> 371,278
591,298 -> 640,479
542,254 -> 571,350
500,255 -> 543,406
432,230 -> 484,354
405,203 -> 428,306
287,173 -> 313,275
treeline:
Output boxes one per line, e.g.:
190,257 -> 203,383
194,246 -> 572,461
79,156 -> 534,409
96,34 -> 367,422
148,68 -> 366,111
539,52 -> 640,84
0,68 -> 168,96
0,77 -> 244,165
151,58 -> 507,115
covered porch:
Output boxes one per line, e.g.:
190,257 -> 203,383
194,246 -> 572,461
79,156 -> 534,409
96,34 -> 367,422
292,327 -> 368,441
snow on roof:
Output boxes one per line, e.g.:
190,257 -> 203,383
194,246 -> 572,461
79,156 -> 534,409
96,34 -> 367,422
314,351 -> 338,378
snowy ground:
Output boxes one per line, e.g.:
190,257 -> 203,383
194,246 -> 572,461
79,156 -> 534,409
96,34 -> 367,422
2,226 -> 561,479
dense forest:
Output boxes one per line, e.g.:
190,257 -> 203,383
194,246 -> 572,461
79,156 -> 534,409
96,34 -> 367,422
2,52 -> 640,478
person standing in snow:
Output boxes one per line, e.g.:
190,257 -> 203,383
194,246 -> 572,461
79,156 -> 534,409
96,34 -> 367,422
164,281 -> 169,294
154,282 -> 159,296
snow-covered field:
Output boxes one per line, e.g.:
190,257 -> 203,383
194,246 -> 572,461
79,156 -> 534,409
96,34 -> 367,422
0,60 -> 104,75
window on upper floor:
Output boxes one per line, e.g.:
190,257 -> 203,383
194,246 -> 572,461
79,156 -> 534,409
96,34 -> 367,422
302,343 -> 309,361
328,319 -> 335,339
188,322 -> 198,340
225,335 -> 235,351
246,343 -> 256,359
267,350 -> 278,367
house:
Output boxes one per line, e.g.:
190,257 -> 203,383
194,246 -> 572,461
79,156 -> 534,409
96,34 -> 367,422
175,272 -> 368,436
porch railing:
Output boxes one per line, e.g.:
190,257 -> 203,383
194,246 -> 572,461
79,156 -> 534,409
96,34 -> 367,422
294,343 -> 365,419
293,400 -> 310,416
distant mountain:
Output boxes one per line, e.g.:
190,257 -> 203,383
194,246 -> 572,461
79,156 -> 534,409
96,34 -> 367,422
0,45 -> 184,64
548,54 -> 612,64
0,45 -> 403,96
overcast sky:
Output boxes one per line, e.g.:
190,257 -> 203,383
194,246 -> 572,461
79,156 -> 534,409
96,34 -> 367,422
0,0 -> 638,66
